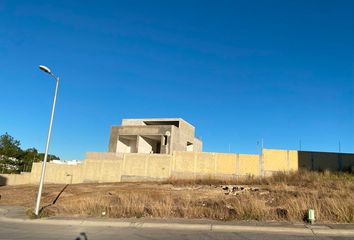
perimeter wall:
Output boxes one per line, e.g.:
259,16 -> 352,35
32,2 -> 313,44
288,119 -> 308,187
1,149 -> 353,186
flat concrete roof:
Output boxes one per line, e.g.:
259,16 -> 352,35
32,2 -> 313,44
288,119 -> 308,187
121,118 -> 194,129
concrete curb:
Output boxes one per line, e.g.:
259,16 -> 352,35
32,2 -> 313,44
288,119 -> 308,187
0,216 -> 353,236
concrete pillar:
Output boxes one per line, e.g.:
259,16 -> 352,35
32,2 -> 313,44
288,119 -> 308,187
136,135 -> 140,153
259,151 -> 264,177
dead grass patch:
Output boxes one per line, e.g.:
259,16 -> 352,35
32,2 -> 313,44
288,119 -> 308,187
0,171 -> 353,223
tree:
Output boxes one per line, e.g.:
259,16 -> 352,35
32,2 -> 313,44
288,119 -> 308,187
18,148 -> 39,172
0,133 -> 23,173
0,133 -> 60,173
37,153 -> 60,162
0,132 -> 22,157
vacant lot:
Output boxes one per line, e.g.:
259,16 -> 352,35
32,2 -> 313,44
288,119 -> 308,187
0,171 -> 353,223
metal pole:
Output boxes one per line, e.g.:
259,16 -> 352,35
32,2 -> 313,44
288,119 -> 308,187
299,139 -> 302,151
34,76 -> 59,216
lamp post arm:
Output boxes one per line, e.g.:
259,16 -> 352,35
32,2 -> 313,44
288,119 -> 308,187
50,72 -> 59,82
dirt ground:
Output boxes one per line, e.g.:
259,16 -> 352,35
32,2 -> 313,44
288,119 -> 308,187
0,171 -> 353,223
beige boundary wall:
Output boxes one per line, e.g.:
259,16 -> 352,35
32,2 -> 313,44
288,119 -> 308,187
1,149 -> 353,186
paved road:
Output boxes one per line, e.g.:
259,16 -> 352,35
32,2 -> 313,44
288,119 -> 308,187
0,219 -> 353,240
0,206 -> 353,240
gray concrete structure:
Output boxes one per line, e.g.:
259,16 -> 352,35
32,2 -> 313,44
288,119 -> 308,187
109,118 -> 202,154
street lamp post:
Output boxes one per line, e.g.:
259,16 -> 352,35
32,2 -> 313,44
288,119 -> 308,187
34,65 -> 59,216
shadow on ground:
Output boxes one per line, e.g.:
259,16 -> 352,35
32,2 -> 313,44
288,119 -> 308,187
75,232 -> 88,240
39,184 -> 69,216
0,175 -> 7,186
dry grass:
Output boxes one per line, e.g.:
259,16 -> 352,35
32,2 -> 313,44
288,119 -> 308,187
52,191 -> 268,221
0,170 -> 353,223
164,170 -> 354,188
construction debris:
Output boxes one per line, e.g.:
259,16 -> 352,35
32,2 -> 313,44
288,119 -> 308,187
220,185 -> 269,195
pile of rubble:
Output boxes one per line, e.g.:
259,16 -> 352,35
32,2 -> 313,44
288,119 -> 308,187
220,185 -> 269,196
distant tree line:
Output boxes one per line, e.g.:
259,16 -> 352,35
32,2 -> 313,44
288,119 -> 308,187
0,132 -> 60,174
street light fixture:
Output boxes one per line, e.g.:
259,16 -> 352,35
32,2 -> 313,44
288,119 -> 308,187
34,65 -> 60,216
39,65 -> 51,74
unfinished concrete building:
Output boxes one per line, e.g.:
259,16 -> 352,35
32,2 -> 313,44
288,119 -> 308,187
108,118 -> 202,154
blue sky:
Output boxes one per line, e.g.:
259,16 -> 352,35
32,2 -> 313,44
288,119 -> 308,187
0,0 -> 353,160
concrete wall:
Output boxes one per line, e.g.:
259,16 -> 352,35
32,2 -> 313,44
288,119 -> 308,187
172,122 -> 196,152
193,138 -> 203,152
298,151 -> 354,172
29,162 -> 82,184
1,149 -> 353,186
0,172 -> 31,186
262,149 -> 298,176
137,136 -> 151,153
121,153 -> 172,181
117,137 -> 134,153
239,154 -> 260,176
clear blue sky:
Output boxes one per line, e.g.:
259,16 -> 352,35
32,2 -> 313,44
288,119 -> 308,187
0,0 -> 353,160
